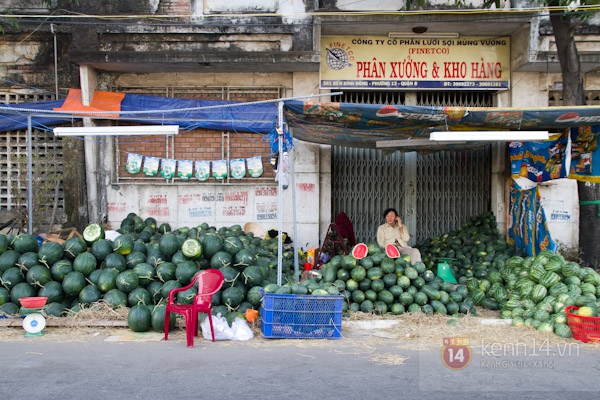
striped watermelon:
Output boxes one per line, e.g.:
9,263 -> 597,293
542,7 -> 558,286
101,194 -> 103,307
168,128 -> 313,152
539,271 -> 561,288
530,284 -> 548,302
561,262 -> 581,277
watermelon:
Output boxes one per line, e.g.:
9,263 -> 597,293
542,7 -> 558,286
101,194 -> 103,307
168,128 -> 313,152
351,243 -> 368,260
37,242 -> 64,267
73,252 -> 98,277
64,236 -> 90,260
0,287 -> 10,305
11,234 -> 39,254
103,252 -> 127,272
233,249 -> 256,268
222,237 -> 244,256
151,303 -> 175,332
16,252 -> 40,271
116,270 -> 140,293
202,235 -> 224,260
404,266 -> 418,280
0,250 -> 21,273
97,268 -> 120,293
156,262 -> 177,282
26,265 -> 52,288
50,260 -> 73,282
44,302 -> 67,317
246,286 -> 263,307
385,244 -> 400,259
160,280 -> 182,299
103,288 -> 128,308
113,234 -> 135,256
125,251 -> 147,269
181,238 -> 202,260
0,302 -> 19,315
10,282 -> 36,306
82,224 -> 105,246
89,239 -> 113,261
62,271 -> 86,296
127,287 -> 152,307
175,261 -> 199,285
0,234 -> 8,254
79,284 -> 102,304
321,263 -> 338,283
128,304 -> 152,332
350,266 -> 367,282
158,233 -> 180,258
210,251 -> 233,269
242,266 -> 263,288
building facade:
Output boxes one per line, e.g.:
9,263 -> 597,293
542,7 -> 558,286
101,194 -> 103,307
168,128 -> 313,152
1,0 -> 599,252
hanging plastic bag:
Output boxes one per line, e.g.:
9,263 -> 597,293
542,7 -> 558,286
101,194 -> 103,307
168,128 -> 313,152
125,153 -> 142,174
231,317 -> 254,341
143,156 -> 160,177
275,151 -> 289,189
201,313 -> 233,341
247,156 -> 263,178
194,160 -> 210,181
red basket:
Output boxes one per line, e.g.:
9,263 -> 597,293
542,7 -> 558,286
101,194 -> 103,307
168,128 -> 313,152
565,305 -> 600,343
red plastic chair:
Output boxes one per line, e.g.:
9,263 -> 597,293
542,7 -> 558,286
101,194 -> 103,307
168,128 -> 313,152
164,268 -> 224,347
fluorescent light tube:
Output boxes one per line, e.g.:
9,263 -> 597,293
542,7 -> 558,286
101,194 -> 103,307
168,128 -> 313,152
429,131 -> 549,141
54,125 -> 180,136
376,139 -> 466,148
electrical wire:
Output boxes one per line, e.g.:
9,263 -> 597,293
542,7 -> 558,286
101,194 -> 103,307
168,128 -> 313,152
1,4 -> 599,20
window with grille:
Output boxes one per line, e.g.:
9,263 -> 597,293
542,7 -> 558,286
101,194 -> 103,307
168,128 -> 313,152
416,91 -> 494,107
548,90 -> 600,106
0,90 -> 64,232
112,86 -> 285,184
331,90 -> 406,105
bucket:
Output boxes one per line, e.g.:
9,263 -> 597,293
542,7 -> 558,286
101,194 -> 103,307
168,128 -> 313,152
436,259 -> 457,284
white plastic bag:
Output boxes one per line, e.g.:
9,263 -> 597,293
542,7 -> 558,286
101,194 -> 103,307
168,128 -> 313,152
201,313 -> 233,341
231,317 -> 254,341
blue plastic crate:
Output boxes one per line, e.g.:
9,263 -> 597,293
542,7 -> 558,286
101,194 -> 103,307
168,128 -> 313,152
260,291 -> 343,339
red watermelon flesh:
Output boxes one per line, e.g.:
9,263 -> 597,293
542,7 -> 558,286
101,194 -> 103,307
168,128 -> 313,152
352,243 -> 369,260
385,244 -> 400,259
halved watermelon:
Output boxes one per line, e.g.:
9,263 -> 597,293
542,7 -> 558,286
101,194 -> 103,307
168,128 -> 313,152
385,244 -> 400,259
352,243 -> 368,260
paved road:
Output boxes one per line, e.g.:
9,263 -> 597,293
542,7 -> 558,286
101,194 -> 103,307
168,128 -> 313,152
1,330 -> 599,400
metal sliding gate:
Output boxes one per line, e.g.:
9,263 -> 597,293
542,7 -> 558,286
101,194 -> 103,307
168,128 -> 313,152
331,90 -> 494,245
332,146 -> 491,245
332,146 -> 491,243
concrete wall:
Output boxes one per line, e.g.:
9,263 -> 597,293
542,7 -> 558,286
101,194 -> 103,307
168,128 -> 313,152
96,69 -> 327,249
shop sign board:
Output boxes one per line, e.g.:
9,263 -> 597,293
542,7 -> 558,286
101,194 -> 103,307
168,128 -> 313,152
320,35 -> 510,90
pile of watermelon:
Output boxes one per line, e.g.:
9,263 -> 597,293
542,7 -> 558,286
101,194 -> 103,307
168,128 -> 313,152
415,212 -> 600,339
3,211 -> 599,340
318,211 -> 600,339
0,214 -> 302,332
320,246 -> 478,317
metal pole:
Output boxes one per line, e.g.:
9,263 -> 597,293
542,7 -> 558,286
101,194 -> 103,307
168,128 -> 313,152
27,115 -> 33,233
290,149 -> 299,282
277,101 -> 284,286
51,24 -> 59,100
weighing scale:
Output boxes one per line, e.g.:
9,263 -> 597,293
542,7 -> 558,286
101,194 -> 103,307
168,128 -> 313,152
22,311 -> 46,337
19,297 -> 48,337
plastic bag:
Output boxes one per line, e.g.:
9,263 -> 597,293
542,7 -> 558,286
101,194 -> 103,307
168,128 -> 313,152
201,313 -> 233,341
231,317 -> 254,341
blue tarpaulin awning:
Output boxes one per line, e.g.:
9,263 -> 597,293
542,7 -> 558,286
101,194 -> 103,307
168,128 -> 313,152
0,91 -> 278,134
